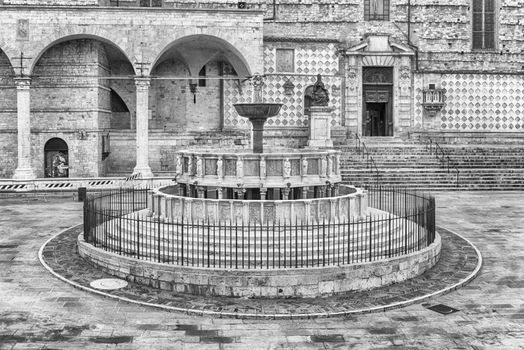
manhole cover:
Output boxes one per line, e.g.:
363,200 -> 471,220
90,278 -> 128,290
426,304 -> 459,315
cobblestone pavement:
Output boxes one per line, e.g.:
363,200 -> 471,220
1,192 -> 524,349
40,225 -> 478,319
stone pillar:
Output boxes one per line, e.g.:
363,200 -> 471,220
307,106 -> 333,148
196,186 -> 206,199
260,187 -> 267,200
13,77 -> 36,180
302,187 -> 309,199
283,186 -> 291,200
133,77 -> 153,177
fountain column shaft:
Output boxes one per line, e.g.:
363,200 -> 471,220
251,118 -> 267,154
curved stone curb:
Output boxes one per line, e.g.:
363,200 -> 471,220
39,224 -> 482,319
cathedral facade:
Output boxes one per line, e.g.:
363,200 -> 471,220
0,0 -> 522,179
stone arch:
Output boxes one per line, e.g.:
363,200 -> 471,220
151,34 -> 251,78
29,34 -> 136,76
0,47 -> 15,76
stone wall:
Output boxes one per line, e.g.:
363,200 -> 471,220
28,40 -> 107,177
415,72 -> 524,132
78,231 -> 441,298
0,50 -> 16,177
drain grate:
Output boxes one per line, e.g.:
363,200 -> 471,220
426,304 -> 460,315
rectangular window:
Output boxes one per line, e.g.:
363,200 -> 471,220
473,0 -> 495,50
275,49 -> 294,73
140,0 -> 162,7
364,0 -> 390,21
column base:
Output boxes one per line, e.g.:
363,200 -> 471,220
12,167 -> 36,180
307,139 -> 334,148
132,166 -> 153,178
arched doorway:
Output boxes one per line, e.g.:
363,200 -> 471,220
44,138 -> 69,178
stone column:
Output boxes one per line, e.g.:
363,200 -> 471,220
133,77 -> 153,177
13,77 -> 36,180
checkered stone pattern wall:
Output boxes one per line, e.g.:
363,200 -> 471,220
415,73 -> 524,132
263,44 -> 339,76
223,43 -> 342,130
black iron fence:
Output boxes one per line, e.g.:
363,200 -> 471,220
83,186 -> 435,269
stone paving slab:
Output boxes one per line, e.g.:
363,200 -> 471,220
39,223 -> 481,319
2,194 -> 524,349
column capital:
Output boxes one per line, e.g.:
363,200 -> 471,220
14,77 -> 31,89
134,76 -> 151,89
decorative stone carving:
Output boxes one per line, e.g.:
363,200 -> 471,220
305,74 -> 329,106
400,66 -> 411,81
251,75 -> 265,102
283,158 -> 291,178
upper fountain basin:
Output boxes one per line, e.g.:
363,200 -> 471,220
233,103 -> 283,118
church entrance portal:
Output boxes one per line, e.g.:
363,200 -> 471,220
362,67 -> 393,136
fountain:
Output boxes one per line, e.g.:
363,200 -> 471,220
233,75 -> 282,154
79,76 -> 441,299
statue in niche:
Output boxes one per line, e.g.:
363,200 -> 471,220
196,157 -> 203,177
305,74 -> 330,109
175,155 -> 183,174
216,157 -> 223,178
301,157 -> 308,176
50,152 -> 68,177
260,156 -> 266,178
236,157 -> 244,178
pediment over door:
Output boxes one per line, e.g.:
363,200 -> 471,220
343,35 -> 414,65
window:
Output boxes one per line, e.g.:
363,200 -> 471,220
140,0 -> 162,7
364,0 -> 390,21
473,0 -> 495,50
199,66 -> 206,87
275,49 -> 294,73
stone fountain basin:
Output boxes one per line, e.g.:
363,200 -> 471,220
233,103 -> 282,118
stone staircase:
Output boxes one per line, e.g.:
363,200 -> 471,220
337,136 -> 524,191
